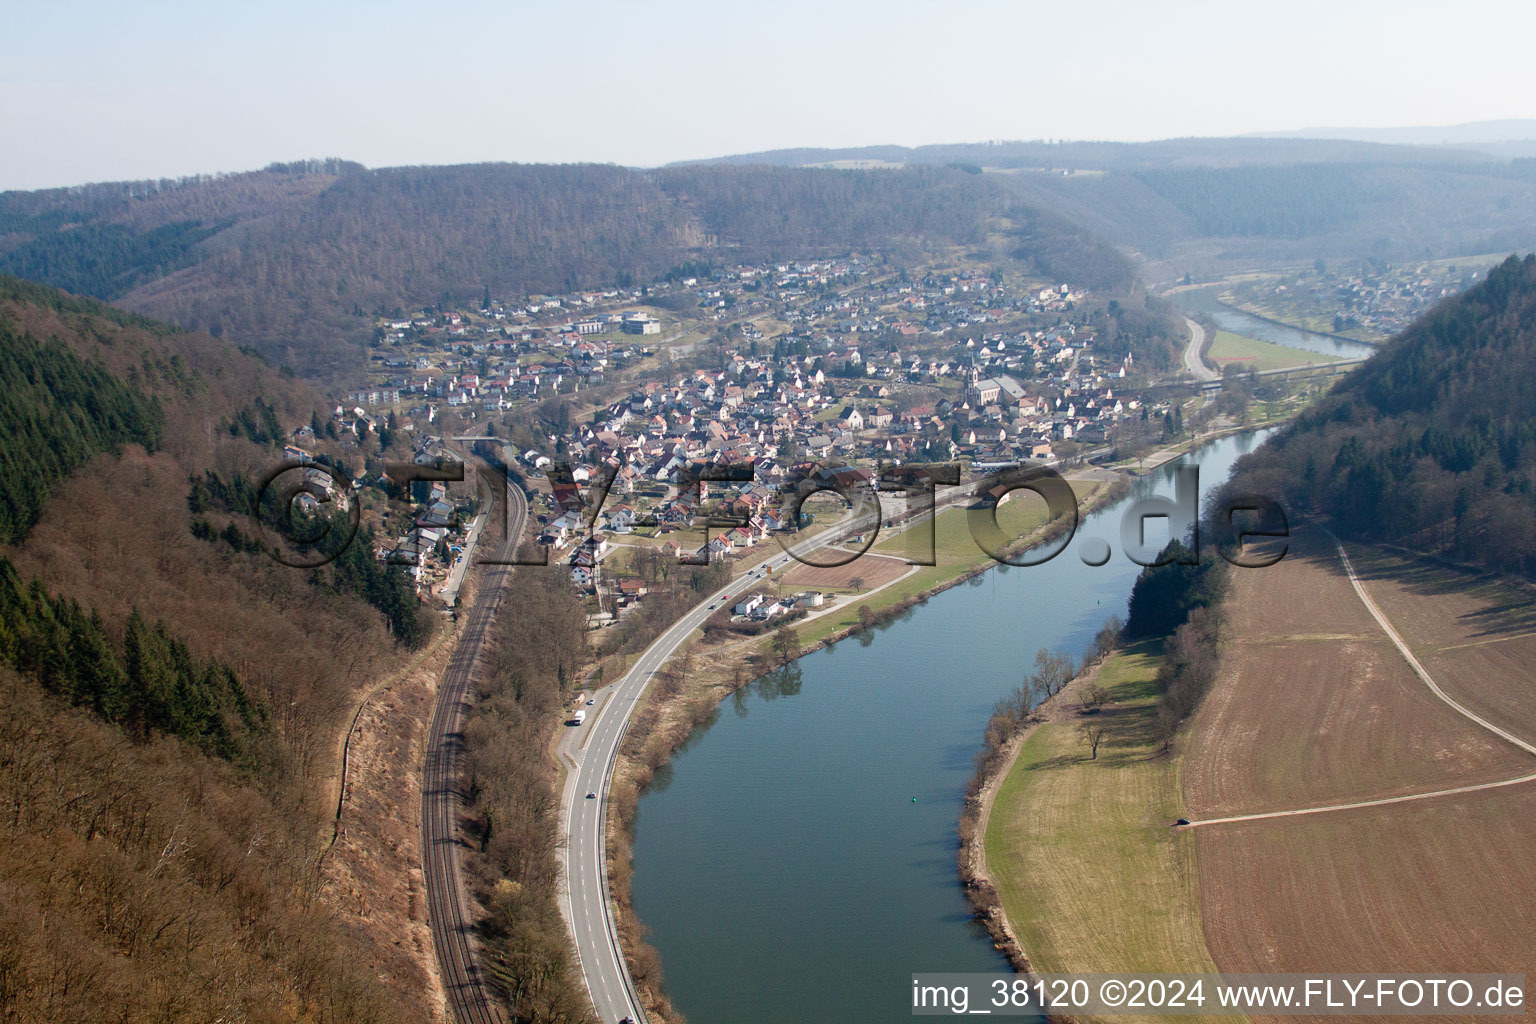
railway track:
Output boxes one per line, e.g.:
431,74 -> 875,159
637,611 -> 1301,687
422,474 -> 527,1024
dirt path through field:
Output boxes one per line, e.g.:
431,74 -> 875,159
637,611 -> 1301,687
1185,527 -> 1536,829
1325,527 -> 1536,756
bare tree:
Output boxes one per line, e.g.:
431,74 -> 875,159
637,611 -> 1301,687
1093,615 -> 1124,661
1152,705 -> 1180,755
1079,720 -> 1108,760
1029,648 -> 1076,699
994,678 -> 1037,725
1080,683 -> 1110,715
848,576 -> 866,593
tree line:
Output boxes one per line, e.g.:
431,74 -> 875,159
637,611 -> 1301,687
0,556 -> 270,764
0,321 -> 164,544
1222,254 -> 1536,577
461,568 -> 595,1023
1124,538 -> 1228,751
188,470 -> 432,649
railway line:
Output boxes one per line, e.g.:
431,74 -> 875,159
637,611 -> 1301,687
422,468 -> 528,1024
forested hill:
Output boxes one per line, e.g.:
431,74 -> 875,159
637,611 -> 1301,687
1221,253 -> 1536,575
0,161 -> 1138,382
0,279 -> 434,1021
684,138 -> 1536,267
683,136 -> 1494,170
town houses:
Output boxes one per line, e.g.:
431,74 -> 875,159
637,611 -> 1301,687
331,249 -> 1185,609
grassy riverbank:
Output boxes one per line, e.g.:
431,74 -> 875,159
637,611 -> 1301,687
792,475 -> 1113,646
974,643 -> 1240,1023
1217,290 -> 1386,345
605,468 -> 1127,1022
1206,329 -> 1342,372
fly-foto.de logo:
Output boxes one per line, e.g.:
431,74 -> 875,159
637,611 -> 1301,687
251,456 -> 1289,574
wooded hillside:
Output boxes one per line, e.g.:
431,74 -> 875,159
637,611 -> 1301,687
1222,253 -> 1536,575
0,280 -> 432,1022
0,161 -> 1142,381
684,138 -> 1536,267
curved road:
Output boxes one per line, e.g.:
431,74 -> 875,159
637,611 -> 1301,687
423,469 -> 528,1024
559,518 -> 881,1024
1182,316 -> 1219,382
561,469 -> 1125,1023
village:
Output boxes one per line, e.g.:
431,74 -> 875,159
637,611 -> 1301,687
1220,255 -> 1504,341
307,250 -> 1210,624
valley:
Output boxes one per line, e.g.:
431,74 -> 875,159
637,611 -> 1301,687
3,104 -> 1536,1024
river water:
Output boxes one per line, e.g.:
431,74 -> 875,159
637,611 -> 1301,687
631,430 -> 1276,1024
1173,286 -> 1376,361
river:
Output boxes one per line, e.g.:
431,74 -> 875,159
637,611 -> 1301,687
1172,286 -> 1376,361
630,430 -> 1276,1024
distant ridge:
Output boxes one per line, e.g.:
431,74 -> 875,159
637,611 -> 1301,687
676,135 -> 1491,170
1243,119 -> 1536,158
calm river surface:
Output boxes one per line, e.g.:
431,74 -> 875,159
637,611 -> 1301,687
1173,286 -> 1377,360
631,430 -> 1275,1024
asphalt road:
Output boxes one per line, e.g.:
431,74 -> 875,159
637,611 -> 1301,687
1182,316 -> 1219,382
559,518 -> 879,1024
422,471 -> 528,1024
426,463 -> 1097,1024
557,469 -> 1128,1024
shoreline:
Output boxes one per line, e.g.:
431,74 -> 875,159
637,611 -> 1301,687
956,654 -> 1113,1024
597,423 -> 1284,1023
953,426 -> 1278,1019
1213,291 -> 1384,348
604,471 -> 1130,1023
1120,418 -> 1285,476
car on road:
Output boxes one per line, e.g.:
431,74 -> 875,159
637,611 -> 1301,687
586,698 -> 595,705
586,792 -> 596,799
619,1018 -> 635,1024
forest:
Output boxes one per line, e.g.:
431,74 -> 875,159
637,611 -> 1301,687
1132,164 -> 1375,238
0,321 -> 164,544
0,218 -> 228,299
0,280 -> 434,1022
1222,254 -> 1536,576
188,470 -> 432,648
0,161 -> 1141,381
695,138 -> 1536,264
0,661 -> 411,1024
0,558 -> 269,763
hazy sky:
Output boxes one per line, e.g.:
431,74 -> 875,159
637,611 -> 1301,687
5,0 -> 1535,190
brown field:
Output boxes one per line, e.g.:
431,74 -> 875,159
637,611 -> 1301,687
1187,524 -> 1536,1008
1183,526 -> 1529,817
775,549 -> 911,591
1196,785 -> 1536,988
1344,546 -> 1536,743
